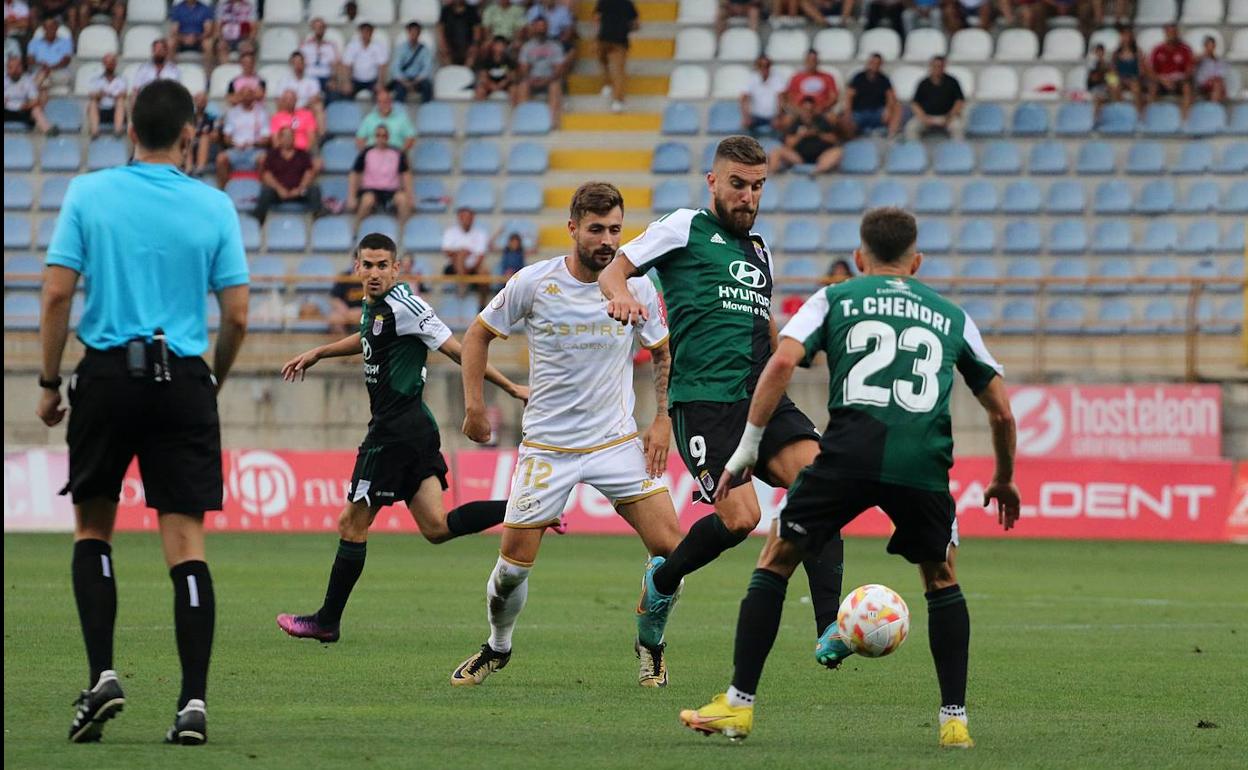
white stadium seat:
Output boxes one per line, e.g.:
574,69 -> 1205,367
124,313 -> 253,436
308,0 -> 347,23
1021,65 -> 1063,100
813,27 -> 856,61
718,28 -> 760,61
264,0 -> 304,24
1136,28 -> 1165,55
1229,29 -> 1248,61
209,64 -> 242,99
1087,28 -> 1121,56
400,0 -> 442,25
902,28 -> 947,63
433,65 -> 475,100
358,0 -> 396,25
260,27 -> 302,62
995,29 -> 1039,62
73,62 -> 103,96
322,27 -> 347,51
1183,28 -> 1223,55
1065,64 -> 1087,93
947,64 -> 976,100
765,29 -> 810,63
948,28 -> 992,62
668,64 -> 710,98
674,28 -> 716,61
77,25 -> 119,59
976,65 -> 1019,100
122,25 -> 163,60
711,64 -> 752,97
127,0 -> 167,24
1230,0 -> 1248,23
678,0 -> 718,25
1042,28 -> 1085,62
857,27 -> 901,60
1135,0 -> 1177,24
889,64 -> 925,101
180,63 -> 206,96
259,64 -> 293,89
1181,0 -> 1224,23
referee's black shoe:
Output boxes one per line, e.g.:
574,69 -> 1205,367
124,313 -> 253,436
164,699 -> 208,746
68,670 -> 126,742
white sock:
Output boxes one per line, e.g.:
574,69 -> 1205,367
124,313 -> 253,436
726,685 -> 755,708
939,705 -> 967,725
486,555 -> 530,654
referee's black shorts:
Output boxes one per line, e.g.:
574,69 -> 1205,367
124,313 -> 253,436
62,348 -> 223,514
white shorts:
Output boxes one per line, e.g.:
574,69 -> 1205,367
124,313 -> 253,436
504,438 -> 670,528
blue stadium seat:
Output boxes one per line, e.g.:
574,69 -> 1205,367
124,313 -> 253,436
1136,220 -> 1179,254
294,255 -> 336,291
919,258 -> 953,289
265,214 -> 307,251
826,221 -> 859,252
652,180 -> 691,211
980,140 -> 1022,175
1049,259 -> 1088,294
1222,181 -> 1248,214
1177,219 -> 1218,254
965,103 -> 1005,138
87,136 -> 128,170
777,256 -> 822,292
707,101 -> 740,134
325,101 -> 364,135
454,179 -> 495,212
916,219 -> 951,254
238,214 -> 261,250
958,259 -> 999,294
1213,142 -> 1248,174
1135,180 -> 1176,214
1173,141 -> 1214,174
4,253 -> 41,291
248,255 -> 285,284
824,179 -> 866,212
3,292 -> 40,331
752,219 -> 776,248
758,182 -> 780,213
225,178 -> 259,211
1010,102 -> 1049,136
1097,103 -> 1137,135
960,298 -> 996,333
913,180 -> 953,214
415,102 -> 456,136
1004,259 -> 1043,292
358,214 -> 399,241
780,178 -> 821,213
45,98 -> 82,132
1045,298 -> 1086,330
1183,102 -> 1226,137
957,219 -> 995,253
1177,180 -> 1220,213
1093,180 -> 1132,213
1028,140 -> 1067,174
507,142 -> 549,174
1002,221 -> 1041,254
661,102 -> 700,135
958,180 -> 998,213
402,217 -> 444,252
933,141 -> 974,174
464,102 -> 505,136
1217,221 -> 1244,254
1125,141 -> 1165,174
1231,103 -> 1248,136
840,140 -> 879,174
652,142 -> 692,174
1141,297 -> 1182,333
1075,140 -> 1116,174
511,102 -> 552,134
310,216 -> 353,252
490,220 -> 538,251
501,180 -> 541,213
413,179 -> 448,212
867,179 -> 908,209
1094,257 -> 1134,294
41,137 -> 81,172
321,176 -> 347,207
4,175 -> 32,210
414,140 -> 453,174
1141,102 -> 1181,135
1055,102 -> 1094,136
321,138 -> 357,173
1196,296 -> 1237,333
885,141 -> 927,174
781,220 -> 821,254
1001,180 -> 1041,214
35,216 -> 56,249
1091,221 -> 1132,253
700,142 -> 717,174
1044,180 -> 1086,213
1216,297 -> 1243,332
1090,298 -> 1133,333
4,135 -> 34,171
1048,219 -> 1087,254
1000,299 -> 1038,334
460,140 -> 502,174
1188,258 -> 1220,285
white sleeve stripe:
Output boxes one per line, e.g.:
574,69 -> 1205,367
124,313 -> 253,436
961,313 -> 1003,375
778,289 -> 831,345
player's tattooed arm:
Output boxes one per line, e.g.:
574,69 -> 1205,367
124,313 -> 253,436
280,334 -> 363,381
642,342 -> 672,478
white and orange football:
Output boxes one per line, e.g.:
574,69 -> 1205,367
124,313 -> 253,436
836,584 -> 910,658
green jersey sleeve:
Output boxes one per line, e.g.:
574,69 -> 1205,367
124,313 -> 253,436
620,208 -> 697,271
955,311 -> 1003,394
388,283 -> 452,351
777,287 -> 833,367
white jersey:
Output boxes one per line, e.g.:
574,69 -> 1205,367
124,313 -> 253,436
477,255 -> 668,453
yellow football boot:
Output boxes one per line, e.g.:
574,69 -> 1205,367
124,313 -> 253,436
679,693 -> 753,742
938,718 -> 975,749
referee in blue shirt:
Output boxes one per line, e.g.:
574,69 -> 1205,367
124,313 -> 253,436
37,79 -> 250,747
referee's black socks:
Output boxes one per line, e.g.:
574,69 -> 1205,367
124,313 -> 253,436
652,514 -> 749,596
926,584 -> 970,708
170,560 -> 215,710
72,538 -> 116,687
446,500 -> 507,538
802,535 -> 845,635
315,539 -> 366,627
731,568 -> 789,696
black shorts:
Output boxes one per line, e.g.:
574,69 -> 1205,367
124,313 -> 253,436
347,434 -> 449,509
63,348 -> 222,514
362,188 -> 396,209
99,106 -> 116,124
780,454 -> 958,564
3,108 -> 34,127
671,396 -> 820,503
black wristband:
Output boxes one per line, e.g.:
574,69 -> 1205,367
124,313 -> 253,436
38,375 -> 63,390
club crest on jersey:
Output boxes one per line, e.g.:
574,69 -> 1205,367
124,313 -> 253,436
753,240 -> 768,263
372,315 -> 384,336
729,260 -> 767,289
698,470 -> 715,494
543,283 -> 562,296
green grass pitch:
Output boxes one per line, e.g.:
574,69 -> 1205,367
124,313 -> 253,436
4,533 -> 1246,769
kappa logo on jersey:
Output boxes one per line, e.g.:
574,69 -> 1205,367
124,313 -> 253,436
543,283 -> 562,296
729,260 -> 768,289
709,232 -> 727,245
372,315 -> 384,336
641,479 -> 655,490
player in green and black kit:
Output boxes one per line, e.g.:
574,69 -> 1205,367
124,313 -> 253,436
274,233 -> 529,643
678,208 -> 1021,748
598,136 -> 852,666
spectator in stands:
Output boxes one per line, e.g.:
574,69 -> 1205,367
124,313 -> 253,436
355,87 -> 416,151
941,0 -> 996,33
3,54 -> 52,133
301,17 -> 340,94
186,90 -> 219,175
226,50 -> 265,105
26,17 -> 71,90
1013,0 -> 1044,37
4,0 -> 31,41
715,0 -> 762,35
474,35 -> 517,102
1044,0 -> 1094,38
768,95 -> 843,174
527,0 -> 576,50
740,55 -> 785,137
827,258 -> 852,282
904,0 -> 942,33
211,0 -> 259,68
269,88 -> 319,150
1110,25 -> 1144,111
340,0 -> 359,25
73,0 -> 125,36
438,0 -> 482,67
32,0 -> 74,26
347,124 -> 413,224
841,52 -> 900,138
482,0 -> 527,43
389,21 -> 434,103
215,84 -> 269,188
3,32 -> 18,65
906,55 -> 964,138
1086,42 -> 1110,116
1091,0 -> 1133,26
168,0 -> 215,62
1194,35 -> 1227,107
1148,23 -> 1194,118
865,0 -> 905,37
499,232 -> 525,281
441,205 -> 490,307
276,51 -> 325,127
784,49 -> 838,122
129,38 -> 180,98
328,260 -> 367,336
87,52 -> 125,137
517,17 -> 566,126
340,20 -> 389,98
594,0 -> 638,113
254,125 -> 324,223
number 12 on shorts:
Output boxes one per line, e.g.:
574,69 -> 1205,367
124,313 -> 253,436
520,457 -> 553,489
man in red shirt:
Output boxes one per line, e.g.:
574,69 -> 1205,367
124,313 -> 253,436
1148,23 -> 1194,117
784,49 -> 838,127
254,126 -> 323,222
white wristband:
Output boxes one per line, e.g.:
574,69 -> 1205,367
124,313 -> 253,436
724,422 -> 765,476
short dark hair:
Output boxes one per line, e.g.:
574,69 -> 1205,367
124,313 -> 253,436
714,135 -> 767,167
355,233 -> 398,259
289,50 -> 304,61
569,181 -> 624,222
131,79 -> 194,151
859,207 -> 917,265
407,21 -> 422,31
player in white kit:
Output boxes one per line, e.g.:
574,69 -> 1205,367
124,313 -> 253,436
451,183 -> 686,688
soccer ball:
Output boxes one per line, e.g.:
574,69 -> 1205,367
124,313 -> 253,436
836,584 -> 910,658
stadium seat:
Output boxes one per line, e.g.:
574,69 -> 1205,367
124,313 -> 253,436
294,255 -> 336,291
652,180 -> 693,212
402,217 -> 443,252
1213,142 -> 1248,174
1196,295 -> 1236,334
1183,102 -> 1226,137
1222,181 -> 1248,213
766,29 -> 810,62
1055,102 -> 1095,135
4,135 -> 34,171
225,178 -> 259,211
1173,141 -> 1214,174
413,140 -> 453,174
752,219 -> 777,247
813,28 -> 856,61
781,221 -> 821,254
207,64 -> 242,99
3,214 -> 32,248
237,215 -> 261,251
1098,103 -> 1138,135
913,180 -> 954,214
262,0 -> 303,23
857,28 -> 901,60
4,176 -> 32,210
1042,28 -> 1084,62
1089,298 -> 1133,333
957,260 -> 999,294
707,100 -> 740,134
1177,180 -> 1220,213
1231,103 -> 1248,135
415,102 -> 456,136
309,217 -> 353,253
4,254 -> 42,288
1010,103 -> 1049,136
883,141 -> 926,174
260,26 -> 300,63
965,103 -> 1005,137
41,138 -> 81,172
826,221 -> 859,252
1075,140 -> 1116,174
1219,222 -> 1246,253
699,142 -> 718,174
660,102 -> 700,135
400,0 -> 441,24
981,141 -> 1022,175
917,219 -> 952,254
718,28 -> 761,62
501,181 -> 541,213
1136,180 -> 1176,214
266,215 -> 308,252
1019,65 -> 1063,100
1044,180 -> 1086,213
464,102 -> 505,136
35,217 -> 56,249
1137,221 -> 1180,259
358,214 -> 399,242
995,29 -> 1039,62
86,137 -> 128,170
1095,257 -> 1135,294
1125,142 -> 1165,174
903,28 -> 947,62
1003,221 -> 1042,254
433,66 -> 475,100
45,99 -> 82,132
1028,141 -> 1067,174
824,179 -> 866,212
325,101 -> 364,135
933,141 -> 974,174
511,103 -> 552,135
839,140 -> 879,174
357,0 -> 395,24
1092,221 -> 1133,253
460,140 -> 502,175
321,138 -> 357,173
959,298 -> 996,333
1002,180 -> 1042,214
454,180 -> 495,212
1045,298 -> 1086,330
122,25 -> 163,60
948,28 -> 992,62
1141,297 -> 1182,333
674,27 -> 716,61
1141,102 -> 1182,135
1177,219 -> 1219,254
758,183 -> 780,213
1093,180 -> 1132,213
999,299 -> 1038,334
780,179 -> 821,213
959,181 -> 998,213
919,258 -> 953,288
248,255 -> 285,286
650,142 -> 690,175
668,65 -> 710,99
868,180 -> 908,209
77,25 -> 119,59
4,291 -> 41,330
957,220 -> 996,253
711,64 -> 752,98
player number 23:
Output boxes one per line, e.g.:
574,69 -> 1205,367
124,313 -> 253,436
520,457 -> 553,489
843,320 -> 942,413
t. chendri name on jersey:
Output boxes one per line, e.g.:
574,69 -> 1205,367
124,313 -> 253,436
838,282 -> 955,337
